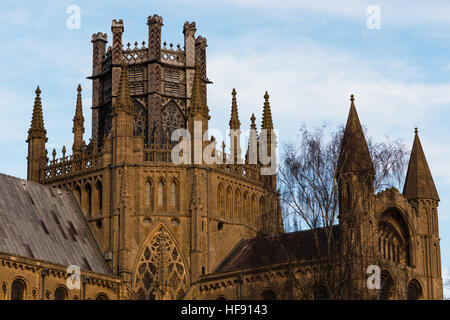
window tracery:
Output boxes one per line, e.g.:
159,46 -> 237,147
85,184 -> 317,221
134,226 -> 188,300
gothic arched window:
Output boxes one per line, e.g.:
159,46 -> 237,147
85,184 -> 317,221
54,286 -> 68,300
84,183 -> 92,218
95,293 -> 109,300
234,188 -> 241,220
170,180 -> 179,209
243,192 -> 249,221
134,226 -> 188,300
161,100 -> 185,143
217,184 -> 224,216
226,186 -> 232,218
380,271 -> 394,300
407,280 -> 422,300
145,179 -> 153,209
251,194 -> 257,227
134,101 -> 148,138
378,208 -> 411,266
11,279 -> 26,300
95,180 -> 103,218
158,180 -> 166,208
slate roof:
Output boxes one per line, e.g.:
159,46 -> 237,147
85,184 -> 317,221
213,226 -> 340,274
0,173 -> 111,275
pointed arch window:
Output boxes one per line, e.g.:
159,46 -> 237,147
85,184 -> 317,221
170,180 -> 179,209
217,184 -> 224,216
251,194 -> 257,227
234,189 -> 241,220
84,183 -> 92,218
11,279 -> 26,300
54,286 -> 68,300
145,179 -> 153,209
158,180 -> 166,208
134,226 -> 188,300
95,181 -> 103,218
226,186 -> 232,218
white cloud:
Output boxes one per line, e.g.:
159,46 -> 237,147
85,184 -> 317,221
207,32 -> 450,188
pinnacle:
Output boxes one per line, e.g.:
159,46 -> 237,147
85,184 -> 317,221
250,113 -> 257,130
28,85 -> 47,141
337,94 -> 374,175
403,129 -> 439,201
229,88 -> 240,129
261,91 -> 273,130
114,60 -> 134,115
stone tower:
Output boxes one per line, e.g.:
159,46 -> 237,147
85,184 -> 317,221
26,16 -> 282,300
403,129 -> 442,299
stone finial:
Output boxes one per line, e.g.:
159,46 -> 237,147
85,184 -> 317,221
250,113 -> 257,130
261,91 -> 273,130
73,84 -> 85,132
229,88 -> 241,130
27,85 -> 47,142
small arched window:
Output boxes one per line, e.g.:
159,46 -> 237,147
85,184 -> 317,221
217,184 -> 224,215
170,181 -> 178,208
251,195 -> 257,227
95,293 -> 109,300
380,271 -> 394,300
261,289 -> 277,300
234,189 -> 241,220
407,280 -> 422,300
145,180 -> 153,209
11,279 -> 26,300
54,286 -> 68,300
96,181 -> 103,215
158,180 -> 166,208
85,183 -> 92,218
226,187 -> 232,218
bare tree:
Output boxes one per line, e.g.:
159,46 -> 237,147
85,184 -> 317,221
278,123 -> 409,299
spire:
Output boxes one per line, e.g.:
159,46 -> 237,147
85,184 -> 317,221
337,95 -> 375,175
190,60 -> 209,118
229,88 -> 241,129
403,128 -> 439,201
261,91 -> 273,130
250,113 -> 257,130
113,60 -> 134,116
246,113 -> 258,164
27,86 -> 47,141
73,84 -> 85,131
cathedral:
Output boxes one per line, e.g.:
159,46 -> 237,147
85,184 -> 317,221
0,15 -> 443,300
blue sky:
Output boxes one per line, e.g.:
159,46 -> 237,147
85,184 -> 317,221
1,0 -> 450,295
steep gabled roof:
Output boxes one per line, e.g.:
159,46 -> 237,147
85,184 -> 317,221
213,227 -> 340,274
0,173 -> 112,275
403,129 -> 439,201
